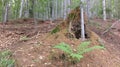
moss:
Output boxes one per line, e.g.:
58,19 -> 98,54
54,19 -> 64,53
51,27 -> 60,34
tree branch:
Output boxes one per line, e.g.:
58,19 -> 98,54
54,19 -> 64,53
102,19 -> 120,35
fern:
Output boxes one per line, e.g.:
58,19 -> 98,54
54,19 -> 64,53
78,45 -> 104,55
54,42 -> 83,61
0,50 -> 12,58
54,42 -> 73,54
0,50 -> 15,67
53,41 -> 104,62
77,41 -> 91,52
77,41 -> 104,54
70,53 -> 83,61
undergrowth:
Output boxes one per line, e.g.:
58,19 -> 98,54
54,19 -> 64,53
53,41 -> 104,65
51,27 -> 60,34
0,50 -> 15,67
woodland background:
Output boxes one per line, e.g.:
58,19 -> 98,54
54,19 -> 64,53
0,0 -> 120,23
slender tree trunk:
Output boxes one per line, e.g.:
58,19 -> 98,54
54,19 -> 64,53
80,0 -> 85,40
115,0 -> 120,18
48,1 -> 50,19
52,0 -> 55,21
61,0 -> 64,18
33,0 -> 38,32
29,0 -> 34,18
64,0 -> 67,20
67,0 -> 71,14
46,2 -> 49,20
19,0 -> 24,18
4,2 -> 9,22
24,0 -> 29,18
1,0 -> 4,22
86,0 -> 91,21
103,0 -> 107,21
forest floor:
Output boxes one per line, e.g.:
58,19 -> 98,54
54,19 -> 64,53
0,18 -> 120,67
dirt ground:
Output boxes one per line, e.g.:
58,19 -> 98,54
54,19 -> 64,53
0,18 -> 120,67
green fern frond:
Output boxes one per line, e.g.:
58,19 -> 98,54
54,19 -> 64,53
54,42 -> 73,54
77,41 -> 91,52
53,41 -> 105,63
78,46 -> 104,55
0,50 -> 11,58
0,50 -> 15,67
70,53 -> 83,61
0,59 -> 15,67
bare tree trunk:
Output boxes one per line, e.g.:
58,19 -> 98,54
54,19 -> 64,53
24,0 -> 29,18
33,0 -> 38,32
86,0 -> 91,21
64,0 -> 67,20
61,0 -> 64,18
46,2 -> 49,20
48,1 -> 50,19
19,0 -> 24,18
3,2 -> 9,22
103,0 -> 107,21
80,0 -> 85,40
67,0 -> 71,14
1,0 -> 4,22
52,0 -> 55,20
29,0 -> 34,18
55,0 -> 58,19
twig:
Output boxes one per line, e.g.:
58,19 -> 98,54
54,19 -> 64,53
102,19 -> 120,35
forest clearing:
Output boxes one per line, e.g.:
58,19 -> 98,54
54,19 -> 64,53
0,0 -> 120,67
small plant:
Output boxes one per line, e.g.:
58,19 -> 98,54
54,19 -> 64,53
53,41 -> 104,65
20,36 -> 29,41
0,50 -> 15,67
51,27 -> 60,34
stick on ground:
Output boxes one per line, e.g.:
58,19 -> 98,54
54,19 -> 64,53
102,19 -> 120,35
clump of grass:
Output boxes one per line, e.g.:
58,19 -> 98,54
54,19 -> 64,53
0,50 -> 15,67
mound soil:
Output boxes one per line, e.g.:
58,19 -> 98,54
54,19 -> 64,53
53,7 -> 89,40
0,18 -> 120,67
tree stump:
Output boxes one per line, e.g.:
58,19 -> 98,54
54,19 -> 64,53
51,7 -> 90,39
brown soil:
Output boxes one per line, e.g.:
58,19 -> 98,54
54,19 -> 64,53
0,18 -> 120,67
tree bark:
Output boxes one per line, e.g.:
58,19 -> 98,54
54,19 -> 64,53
103,0 -> 107,21
64,0 -> 67,20
80,0 -> 85,40
3,2 -> 9,22
19,0 -> 24,18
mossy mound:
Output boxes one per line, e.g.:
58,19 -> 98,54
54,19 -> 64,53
51,7 -> 89,39
49,6 -> 102,46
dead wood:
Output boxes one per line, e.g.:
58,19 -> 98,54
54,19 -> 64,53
102,19 -> 120,35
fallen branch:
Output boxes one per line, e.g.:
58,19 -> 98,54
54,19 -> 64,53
102,19 -> 120,35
